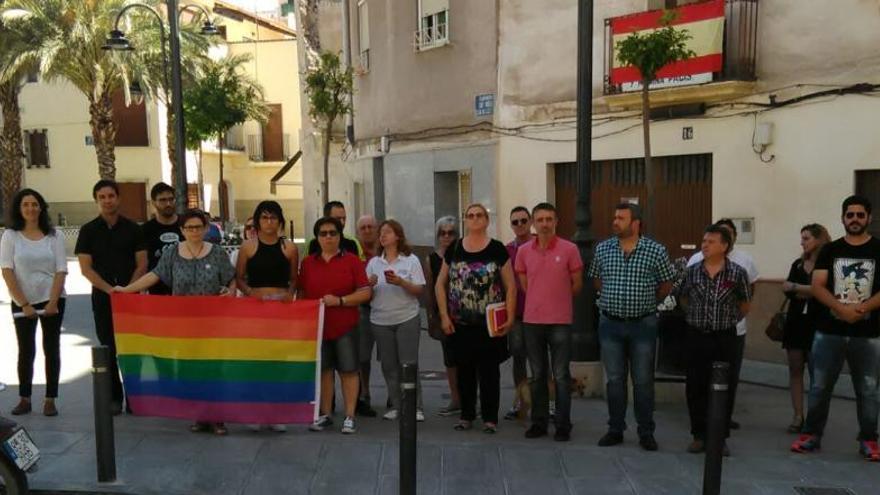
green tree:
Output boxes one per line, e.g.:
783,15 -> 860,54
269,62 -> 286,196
183,55 -> 269,219
304,51 -> 353,205
616,12 -> 694,232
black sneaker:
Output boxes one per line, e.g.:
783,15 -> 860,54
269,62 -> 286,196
639,434 -> 659,451
525,424 -> 548,439
554,426 -> 571,442
356,399 -> 377,418
598,431 -> 623,447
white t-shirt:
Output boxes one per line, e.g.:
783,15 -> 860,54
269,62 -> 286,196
366,253 -> 426,326
687,248 -> 759,335
0,230 -> 68,305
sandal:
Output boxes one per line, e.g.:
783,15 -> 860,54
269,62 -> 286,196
212,423 -> 228,436
190,422 -> 211,433
482,422 -> 498,434
453,420 -> 473,431
787,417 -> 804,434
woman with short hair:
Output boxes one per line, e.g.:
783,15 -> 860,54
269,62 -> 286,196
300,217 -> 372,434
116,208 -> 236,434
1,189 -> 68,417
366,220 -> 426,421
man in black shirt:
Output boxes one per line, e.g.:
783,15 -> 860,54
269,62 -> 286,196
793,195 -> 880,461
141,183 -> 183,295
75,180 -> 147,413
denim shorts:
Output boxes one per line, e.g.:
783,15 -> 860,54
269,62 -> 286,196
321,329 -> 359,372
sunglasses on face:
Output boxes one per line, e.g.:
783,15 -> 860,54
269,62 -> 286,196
439,230 -> 456,237
466,212 -> 486,220
846,211 -> 868,219
318,230 -> 340,238
511,218 -> 529,226
182,224 -> 205,232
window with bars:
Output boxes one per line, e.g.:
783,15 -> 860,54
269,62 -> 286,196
357,0 -> 370,71
24,129 -> 49,168
415,0 -> 449,51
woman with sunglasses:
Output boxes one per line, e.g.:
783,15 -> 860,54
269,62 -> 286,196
366,220 -> 427,421
115,209 -> 235,434
235,201 -> 298,433
300,217 -> 372,434
435,204 -> 517,433
425,216 -> 461,417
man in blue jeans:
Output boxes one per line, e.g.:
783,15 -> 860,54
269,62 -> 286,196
792,195 -> 880,461
587,203 -> 675,451
515,203 -> 583,441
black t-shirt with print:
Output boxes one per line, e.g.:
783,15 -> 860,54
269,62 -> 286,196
443,239 -> 509,325
142,218 -> 184,295
815,237 -> 880,338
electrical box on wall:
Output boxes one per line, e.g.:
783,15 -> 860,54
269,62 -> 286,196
731,218 -> 755,245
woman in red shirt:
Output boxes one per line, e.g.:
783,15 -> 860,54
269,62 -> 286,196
299,217 -> 372,434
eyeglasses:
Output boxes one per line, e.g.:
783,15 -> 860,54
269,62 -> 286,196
846,211 -> 868,219
318,230 -> 340,237
466,212 -> 486,220
439,229 -> 456,237
182,224 -> 205,232
511,218 -> 529,226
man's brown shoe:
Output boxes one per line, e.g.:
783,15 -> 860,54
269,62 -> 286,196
687,438 -> 705,454
43,400 -> 58,417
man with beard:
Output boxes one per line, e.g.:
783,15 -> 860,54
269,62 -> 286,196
141,183 -> 183,295
793,195 -> 880,461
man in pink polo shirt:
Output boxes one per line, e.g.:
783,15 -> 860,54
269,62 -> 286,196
515,202 -> 583,441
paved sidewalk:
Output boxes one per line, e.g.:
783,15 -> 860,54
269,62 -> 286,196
1,262 -> 879,494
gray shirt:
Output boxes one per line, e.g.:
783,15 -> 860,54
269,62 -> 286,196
152,243 -> 234,296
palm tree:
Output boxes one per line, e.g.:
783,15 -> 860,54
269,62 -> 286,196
1,0 -> 170,180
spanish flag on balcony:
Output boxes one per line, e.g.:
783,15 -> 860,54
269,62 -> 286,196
610,0 -> 725,86
112,294 -> 323,424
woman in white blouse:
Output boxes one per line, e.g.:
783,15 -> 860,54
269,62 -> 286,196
366,219 -> 426,421
0,189 -> 67,417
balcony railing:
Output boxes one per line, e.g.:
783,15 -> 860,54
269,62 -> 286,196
603,0 -> 758,95
414,22 -> 449,51
247,133 -> 291,163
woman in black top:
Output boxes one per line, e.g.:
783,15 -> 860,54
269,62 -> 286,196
425,216 -> 461,417
234,201 -> 298,433
435,204 -> 516,433
781,223 -> 830,433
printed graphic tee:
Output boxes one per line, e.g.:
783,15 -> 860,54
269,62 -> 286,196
444,239 -> 509,325
142,218 -> 184,295
814,236 -> 880,338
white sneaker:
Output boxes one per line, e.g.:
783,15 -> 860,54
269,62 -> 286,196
549,400 -> 556,419
246,424 -> 262,432
383,409 -> 399,420
341,416 -> 357,434
269,424 -> 287,433
309,415 -> 333,432
416,410 -> 426,422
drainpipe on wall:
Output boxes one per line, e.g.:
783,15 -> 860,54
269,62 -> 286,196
341,0 -> 355,145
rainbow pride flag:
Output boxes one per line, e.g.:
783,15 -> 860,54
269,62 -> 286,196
111,293 -> 323,424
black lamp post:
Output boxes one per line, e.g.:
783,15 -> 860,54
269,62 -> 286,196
571,0 -> 599,362
104,2 -> 218,214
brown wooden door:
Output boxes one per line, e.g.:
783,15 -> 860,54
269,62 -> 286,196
262,104 -> 283,162
555,154 -> 712,260
117,182 -> 147,222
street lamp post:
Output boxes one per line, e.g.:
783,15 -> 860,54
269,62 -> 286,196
571,0 -> 599,362
104,2 -> 218,214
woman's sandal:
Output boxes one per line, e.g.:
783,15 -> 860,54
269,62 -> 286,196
453,420 -> 473,431
482,422 -> 498,434
786,417 -> 804,434
212,423 -> 228,436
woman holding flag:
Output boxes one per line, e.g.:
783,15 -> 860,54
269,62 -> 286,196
115,208 -> 235,434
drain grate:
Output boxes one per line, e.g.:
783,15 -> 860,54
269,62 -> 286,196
794,488 -> 856,495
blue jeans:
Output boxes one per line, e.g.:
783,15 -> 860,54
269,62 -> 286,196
524,323 -> 572,429
598,315 -> 658,437
803,332 -> 880,441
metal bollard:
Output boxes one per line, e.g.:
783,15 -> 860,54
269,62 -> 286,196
399,363 -> 418,495
702,362 -> 730,495
92,346 -> 117,482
